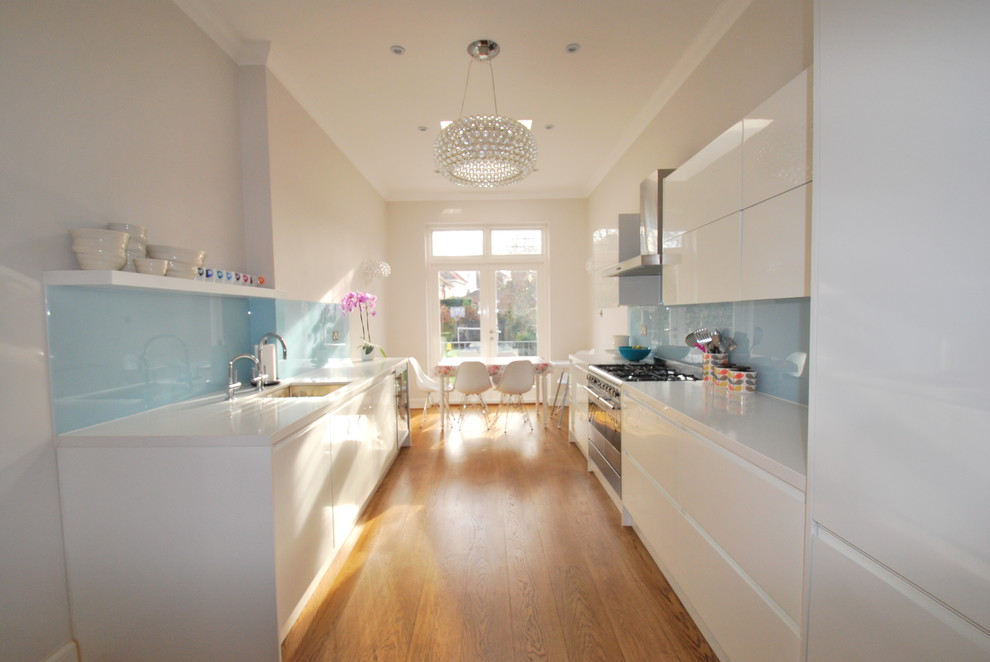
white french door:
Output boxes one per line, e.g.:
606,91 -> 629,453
433,266 -> 544,361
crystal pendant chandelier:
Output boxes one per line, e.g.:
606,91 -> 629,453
434,40 -> 537,188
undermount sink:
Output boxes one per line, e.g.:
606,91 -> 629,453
260,381 -> 351,398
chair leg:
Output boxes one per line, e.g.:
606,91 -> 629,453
459,394 -> 490,429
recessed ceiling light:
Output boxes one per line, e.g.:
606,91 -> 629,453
544,124 -> 555,130
565,43 -> 580,54
417,126 -> 428,132
390,45 -> 405,55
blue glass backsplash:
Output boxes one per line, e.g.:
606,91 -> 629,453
628,297 -> 810,404
47,286 -> 349,433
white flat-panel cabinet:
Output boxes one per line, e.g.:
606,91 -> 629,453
740,183 -> 812,300
662,68 -> 811,305
621,391 -> 805,662
742,69 -> 812,208
810,0 -> 990,653
807,530 -> 990,662
330,375 -> 397,548
663,213 -> 741,305
272,415 -> 336,637
567,362 -> 589,457
58,372 -> 403,660
664,123 -> 743,238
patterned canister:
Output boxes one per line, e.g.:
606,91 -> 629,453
702,352 -> 729,382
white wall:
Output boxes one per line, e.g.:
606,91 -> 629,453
0,1 -> 245,660
266,73 -> 388,306
586,0 -> 813,348
385,199 -> 589,375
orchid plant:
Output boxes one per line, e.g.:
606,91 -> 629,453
341,291 -> 386,358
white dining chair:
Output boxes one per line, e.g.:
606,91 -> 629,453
452,360 -> 492,428
493,359 -> 535,433
407,356 -> 452,429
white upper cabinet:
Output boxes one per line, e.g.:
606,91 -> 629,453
663,214 -> 741,305
662,68 -> 811,305
740,183 -> 812,300
664,123 -> 743,238
742,69 -> 812,208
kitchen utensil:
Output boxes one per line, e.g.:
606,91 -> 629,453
692,328 -> 714,349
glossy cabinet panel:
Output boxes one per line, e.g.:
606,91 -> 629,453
812,0 -> 990,637
623,457 -> 683,578
740,183 -> 811,300
677,514 -> 802,662
807,530 -> 990,662
663,213 -> 741,305
661,68 -> 811,305
568,363 -> 589,457
664,123 -> 743,238
622,394 -> 681,501
742,69 -> 812,208
622,392 -> 804,662
273,416 -> 336,635
678,430 -> 805,622
330,376 -> 396,548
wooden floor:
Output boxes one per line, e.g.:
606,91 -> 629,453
282,406 -> 718,662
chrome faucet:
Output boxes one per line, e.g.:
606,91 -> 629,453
227,353 -> 264,401
258,332 -> 288,359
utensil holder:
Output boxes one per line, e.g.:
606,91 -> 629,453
702,352 -> 729,382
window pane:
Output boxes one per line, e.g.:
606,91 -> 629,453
491,229 -> 542,255
438,270 -> 481,358
432,230 -> 483,257
495,270 -> 538,356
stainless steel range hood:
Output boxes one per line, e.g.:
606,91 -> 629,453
605,169 -> 675,277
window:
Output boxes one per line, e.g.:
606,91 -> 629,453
428,226 -> 547,362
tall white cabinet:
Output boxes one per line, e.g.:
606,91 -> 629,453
809,1 -> 990,660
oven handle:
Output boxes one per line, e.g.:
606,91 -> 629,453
580,383 -> 618,411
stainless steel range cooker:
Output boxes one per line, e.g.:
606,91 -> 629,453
584,363 -> 698,497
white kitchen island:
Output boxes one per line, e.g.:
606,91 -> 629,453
56,358 -> 406,662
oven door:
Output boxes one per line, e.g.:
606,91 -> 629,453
583,385 -> 622,496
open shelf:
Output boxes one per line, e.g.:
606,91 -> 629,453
44,270 -> 284,299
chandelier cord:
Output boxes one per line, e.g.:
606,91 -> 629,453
457,59 -> 499,118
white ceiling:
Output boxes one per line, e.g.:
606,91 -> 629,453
172,0 -> 748,201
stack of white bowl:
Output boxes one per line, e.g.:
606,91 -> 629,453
147,245 -> 208,279
109,223 -> 148,271
69,229 -> 129,270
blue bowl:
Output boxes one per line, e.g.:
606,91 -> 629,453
617,346 -> 651,362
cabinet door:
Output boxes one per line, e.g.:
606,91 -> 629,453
663,213 -> 741,305
567,365 -> 589,457
740,183 -> 811,300
742,69 -> 812,209
664,122 -> 743,238
622,457 -> 682,578
272,416 -> 335,633
808,530 -> 990,662
329,386 -> 380,547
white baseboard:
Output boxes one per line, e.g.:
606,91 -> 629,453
43,641 -> 79,662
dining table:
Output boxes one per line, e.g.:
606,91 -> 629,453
435,356 -> 553,432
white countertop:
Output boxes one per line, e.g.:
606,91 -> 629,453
56,358 -> 406,448
570,351 -> 808,491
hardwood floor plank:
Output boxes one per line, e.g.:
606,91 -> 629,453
282,407 -> 718,662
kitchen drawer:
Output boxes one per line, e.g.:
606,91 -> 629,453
677,513 -> 802,662
678,429 -> 805,623
622,394 -> 681,501
623,453 -> 682,578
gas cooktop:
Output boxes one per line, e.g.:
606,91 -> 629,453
591,363 -> 699,383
